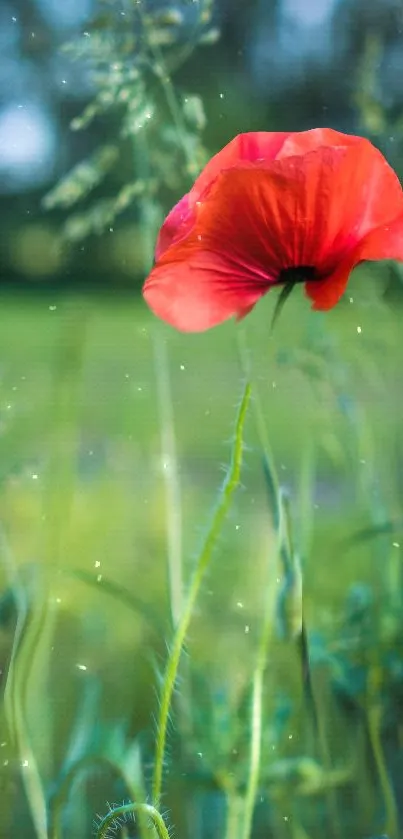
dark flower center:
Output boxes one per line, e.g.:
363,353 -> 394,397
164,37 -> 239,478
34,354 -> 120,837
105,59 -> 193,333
278,265 -> 317,284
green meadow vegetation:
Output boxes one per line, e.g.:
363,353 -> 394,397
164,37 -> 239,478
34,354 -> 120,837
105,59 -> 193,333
0,277 -> 402,837
2,1 -> 403,836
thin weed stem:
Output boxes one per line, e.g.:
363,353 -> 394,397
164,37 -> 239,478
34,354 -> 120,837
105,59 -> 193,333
141,8 -> 203,179
152,381 -> 251,807
367,705 -> 398,838
224,792 -> 244,839
96,803 -> 170,839
241,566 -> 279,839
241,669 -> 263,839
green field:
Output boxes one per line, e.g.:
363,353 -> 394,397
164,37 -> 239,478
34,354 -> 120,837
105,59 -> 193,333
0,276 -> 402,838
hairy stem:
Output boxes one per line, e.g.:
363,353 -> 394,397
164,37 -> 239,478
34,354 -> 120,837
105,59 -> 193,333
152,382 -> 251,807
97,803 -> 170,839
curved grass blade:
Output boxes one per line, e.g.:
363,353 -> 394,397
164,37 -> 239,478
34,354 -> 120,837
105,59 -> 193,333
340,520 -> 402,551
1,545 -> 51,839
63,568 -> 166,636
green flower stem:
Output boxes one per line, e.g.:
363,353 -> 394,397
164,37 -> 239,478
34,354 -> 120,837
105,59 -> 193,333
152,381 -> 251,808
97,803 -> 170,839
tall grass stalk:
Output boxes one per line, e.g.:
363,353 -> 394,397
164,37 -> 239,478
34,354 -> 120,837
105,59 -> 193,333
241,536 -> 281,839
236,329 -> 283,839
224,793 -> 244,839
131,110 -> 184,630
153,330 -> 183,626
152,381 -> 251,807
366,704 -> 398,837
43,300 -> 89,567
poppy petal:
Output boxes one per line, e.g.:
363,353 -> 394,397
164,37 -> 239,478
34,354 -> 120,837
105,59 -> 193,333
305,262 -> 354,310
146,147 -> 392,329
155,194 -> 193,260
356,213 -> 403,263
306,213 -> 403,310
189,131 -> 291,206
155,134 -> 293,259
145,130 -> 403,329
188,145 -> 401,273
278,127 -> 362,159
143,249 -> 265,332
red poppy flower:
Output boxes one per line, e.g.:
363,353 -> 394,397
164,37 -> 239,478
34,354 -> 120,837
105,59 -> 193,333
143,128 -> 403,332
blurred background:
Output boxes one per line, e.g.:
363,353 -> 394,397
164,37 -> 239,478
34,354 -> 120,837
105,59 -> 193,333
2,0 -> 403,290
1,2 -> 403,839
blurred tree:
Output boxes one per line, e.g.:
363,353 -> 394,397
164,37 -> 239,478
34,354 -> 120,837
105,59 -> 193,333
1,0 -> 403,292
